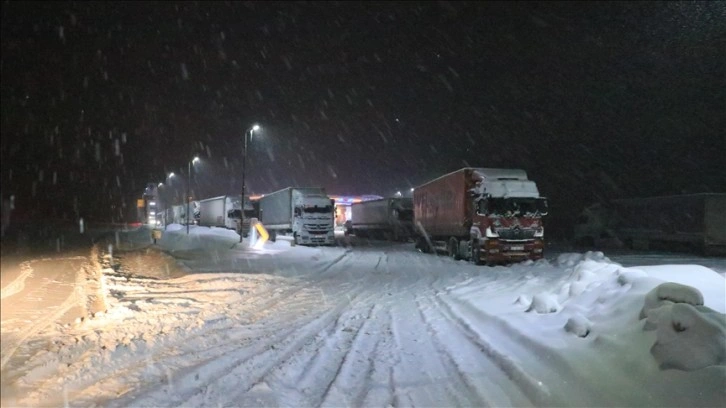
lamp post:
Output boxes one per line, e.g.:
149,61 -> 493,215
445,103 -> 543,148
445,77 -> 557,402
187,156 -> 200,234
164,173 -> 176,228
157,182 -> 165,228
241,124 -> 260,242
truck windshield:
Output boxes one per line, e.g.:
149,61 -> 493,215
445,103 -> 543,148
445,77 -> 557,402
303,205 -> 332,214
487,198 -> 548,216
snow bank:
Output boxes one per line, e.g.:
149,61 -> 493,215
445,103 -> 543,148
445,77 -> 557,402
544,258 -> 726,373
450,254 -> 726,406
156,224 -> 240,253
555,251 -> 611,267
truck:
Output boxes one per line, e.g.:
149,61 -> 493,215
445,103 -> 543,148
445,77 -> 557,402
198,195 -> 243,235
413,168 -> 548,265
573,193 -> 726,255
349,197 -> 414,241
258,187 -> 336,246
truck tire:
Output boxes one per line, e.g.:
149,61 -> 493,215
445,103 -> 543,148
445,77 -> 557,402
469,240 -> 483,265
269,230 -> 277,242
416,236 -> 431,253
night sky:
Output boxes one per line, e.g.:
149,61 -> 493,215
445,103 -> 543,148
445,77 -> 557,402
2,1 -> 725,237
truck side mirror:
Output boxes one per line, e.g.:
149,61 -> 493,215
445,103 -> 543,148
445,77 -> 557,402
537,198 -> 549,216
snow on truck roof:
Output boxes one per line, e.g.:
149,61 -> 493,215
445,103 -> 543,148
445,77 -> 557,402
472,168 -> 529,180
415,168 -> 529,189
415,168 -> 540,198
480,180 -> 540,198
199,195 -> 231,202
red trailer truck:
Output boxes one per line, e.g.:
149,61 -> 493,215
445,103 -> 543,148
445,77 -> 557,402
413,168 -> 548,265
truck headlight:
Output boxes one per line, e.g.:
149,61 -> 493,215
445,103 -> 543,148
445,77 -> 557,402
485,226 -> 499,238
534,227 -> 544,237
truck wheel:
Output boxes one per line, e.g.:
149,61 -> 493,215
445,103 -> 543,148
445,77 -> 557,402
269,230 -> 277,242
470,241 -> 483,265
415,236 -> 429,253
448,237 -> 460,260
291,233 -> 298,246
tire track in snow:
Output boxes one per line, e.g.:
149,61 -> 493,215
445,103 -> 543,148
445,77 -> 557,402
17,272 -> 328,406
219,289 -> 379,408
419,291 -> 541,407
431,293 -> 556,406
387,292 -> 469,407
0,261 -> 33,300
318,248 -> 352,274
1,256 -> 90,371
124,296 -> 358,407
1,284 -> 84,370
294,303 -> 377,407
414,295 -> 498,407
318,303 -> 387,407
441,295 -> 613,405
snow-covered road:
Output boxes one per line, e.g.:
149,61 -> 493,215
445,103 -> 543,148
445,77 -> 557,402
1,226 -> 724,407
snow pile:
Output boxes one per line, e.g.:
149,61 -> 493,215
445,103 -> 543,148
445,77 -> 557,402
564,314 -> 592,337
555,250 -> 611,267
638,280 -> 725,371
156,224 -> 240,252
647,299 -> 726,370
545,258 -> 726,372
640,282 -> 704,320
525,293 -> 560,313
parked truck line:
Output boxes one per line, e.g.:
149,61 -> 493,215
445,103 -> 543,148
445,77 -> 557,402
573,193 -> 726,255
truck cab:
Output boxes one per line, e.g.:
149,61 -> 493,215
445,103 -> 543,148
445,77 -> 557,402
470,195 -> 548,263
292,194 -> 336,246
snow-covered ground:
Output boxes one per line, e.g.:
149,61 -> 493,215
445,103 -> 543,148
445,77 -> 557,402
1,224 -> 724,407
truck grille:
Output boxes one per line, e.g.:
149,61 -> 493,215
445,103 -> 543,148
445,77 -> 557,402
497,227 -> 536,240
306,223 -> 330,232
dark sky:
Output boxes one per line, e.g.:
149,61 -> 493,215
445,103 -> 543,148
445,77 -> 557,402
2,1 -> 725,234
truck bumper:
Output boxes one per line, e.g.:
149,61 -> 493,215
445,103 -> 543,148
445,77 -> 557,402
298,232 -> 335,246
481,239 -> 544,263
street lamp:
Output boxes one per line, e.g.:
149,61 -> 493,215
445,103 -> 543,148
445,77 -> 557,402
241,124 -> 260,242
157,182 -> 166,228
187,156 -> 200,234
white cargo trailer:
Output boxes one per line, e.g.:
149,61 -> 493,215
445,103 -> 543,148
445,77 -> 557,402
198,195 -> 242,235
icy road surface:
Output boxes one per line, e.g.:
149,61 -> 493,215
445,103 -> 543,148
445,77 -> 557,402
1,226 -> 724,407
